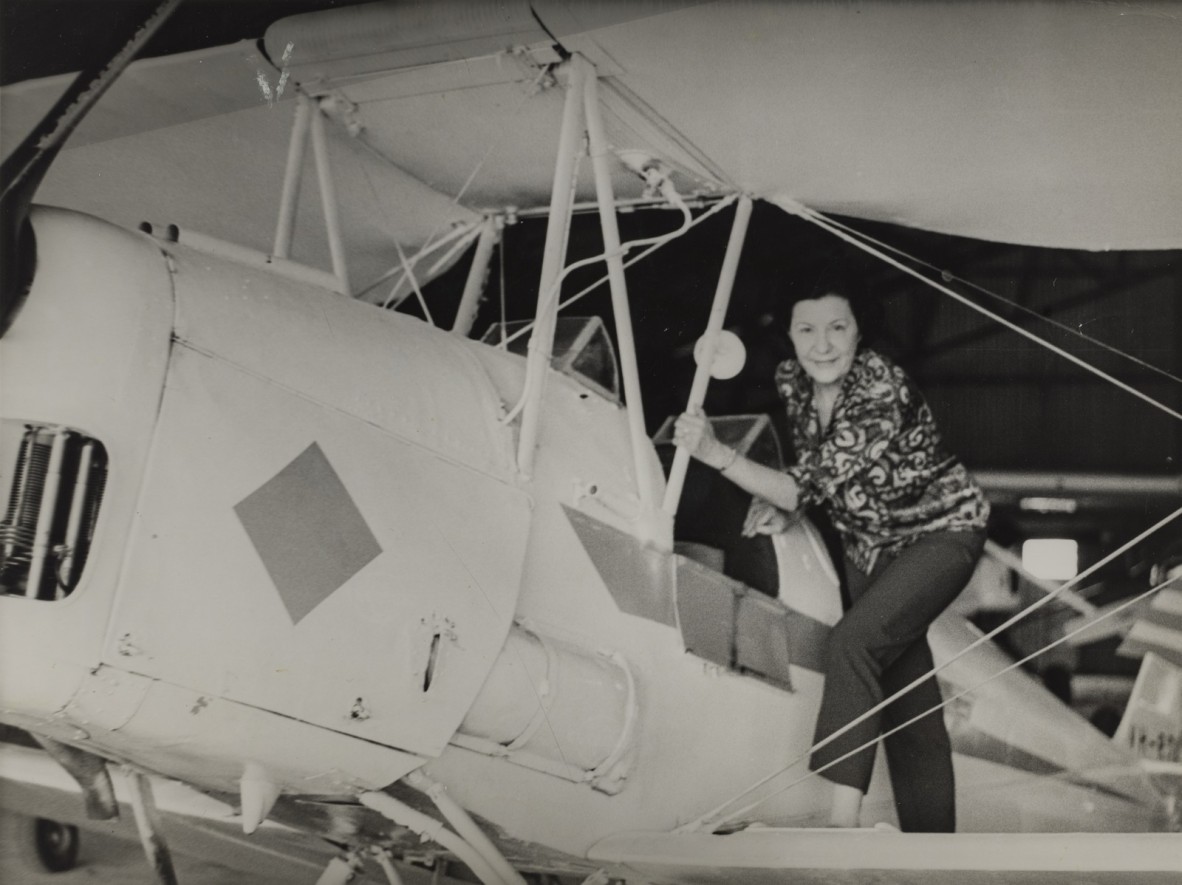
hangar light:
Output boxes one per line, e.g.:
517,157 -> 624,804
1019,496 -> 1078,514
1022,539 -> 1079,581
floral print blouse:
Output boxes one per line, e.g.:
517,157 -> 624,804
776,349 -> 989,574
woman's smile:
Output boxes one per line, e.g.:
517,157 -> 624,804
789,294 -> 860,389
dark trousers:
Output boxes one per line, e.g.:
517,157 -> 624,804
809,530 -> 985,832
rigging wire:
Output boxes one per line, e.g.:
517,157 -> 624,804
723,568 -> 1181,830
808,212 -> 1182,388
496,193 -> 739,352
498,192 -> 699,425
380,224 -> 482,311
773,197 -> 1182,424
598,77 -> 739,192
684,503 -> 1182,832
344,60 -> 556,305
340,98 -> 481,316
391,237 -> 435,325
353,222 -> 476,302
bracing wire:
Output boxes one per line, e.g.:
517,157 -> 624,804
425,225 -> 485,277
684,503 -> 1182,832
598,77 -> 739,192
678,196 -> 1182,831
498,193 -> 701,424
773,197 -> 1182,424
809,212 -> 1182,388
344,118 -> 482,315
347,60 -> 556,304
379,225 -> 483,312
390,237 -> 434,325
356,222 -> 477,302
496,194 -> 738,352
715,569 -> 1181,831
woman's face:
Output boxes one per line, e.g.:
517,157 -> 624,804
788,294 -> 860,388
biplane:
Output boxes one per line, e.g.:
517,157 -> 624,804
1,2 -> 1180,883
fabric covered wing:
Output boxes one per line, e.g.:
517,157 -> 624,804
552,1 -> 1182,250
3,1 -> 1179,269
588,828 -> 1182,884
0,43 -> 481,293
267,0 -> 1182,250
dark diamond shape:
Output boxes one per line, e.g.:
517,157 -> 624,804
235,443 -> 381,624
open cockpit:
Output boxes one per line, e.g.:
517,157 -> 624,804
655,414 -> 841,691
480,316 -> 621,406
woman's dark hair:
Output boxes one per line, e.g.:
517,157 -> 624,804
778,264 -> 881,348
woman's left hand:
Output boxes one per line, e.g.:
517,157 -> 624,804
743,497 -> 795,537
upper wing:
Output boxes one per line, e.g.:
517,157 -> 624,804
269,0 -> 1182,251
3,0 -> 1181,292
587,827 -> 1182,884
549,0 -> 1182,251
0,41 -> 483,296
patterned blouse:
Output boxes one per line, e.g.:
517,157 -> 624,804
776,349 -> 989,574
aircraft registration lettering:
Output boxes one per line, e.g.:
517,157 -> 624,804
1127,726 -> 1182,763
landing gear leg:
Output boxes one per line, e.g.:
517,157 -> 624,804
315,852 -> 365,885
371,847 -> 405,884
127,769 -> 178,885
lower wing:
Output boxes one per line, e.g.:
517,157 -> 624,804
588,827 -> 1182,884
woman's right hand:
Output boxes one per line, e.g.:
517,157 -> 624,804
673,408 -> 729,467
743,497 -> 794,537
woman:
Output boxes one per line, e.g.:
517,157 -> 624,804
673,275 -> 989,832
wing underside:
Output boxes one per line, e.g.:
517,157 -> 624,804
588,827 -> 1182,884
5,742 -> 1177,885
3,0 -> 1181,284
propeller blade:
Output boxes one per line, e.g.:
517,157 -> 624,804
0,0 -> 183,336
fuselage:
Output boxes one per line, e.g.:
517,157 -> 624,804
0,208 -> 1171,870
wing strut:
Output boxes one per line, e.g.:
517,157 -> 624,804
452,216 -> 502,337
583,58 -> 663,537
662,196 -> 753,515
309,96 -> 351,294
515,53 -> 710,543
127,770 -> 179,885
273,93 -> 313,260
269,91 -> 351,294
517,58 -> 588,478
